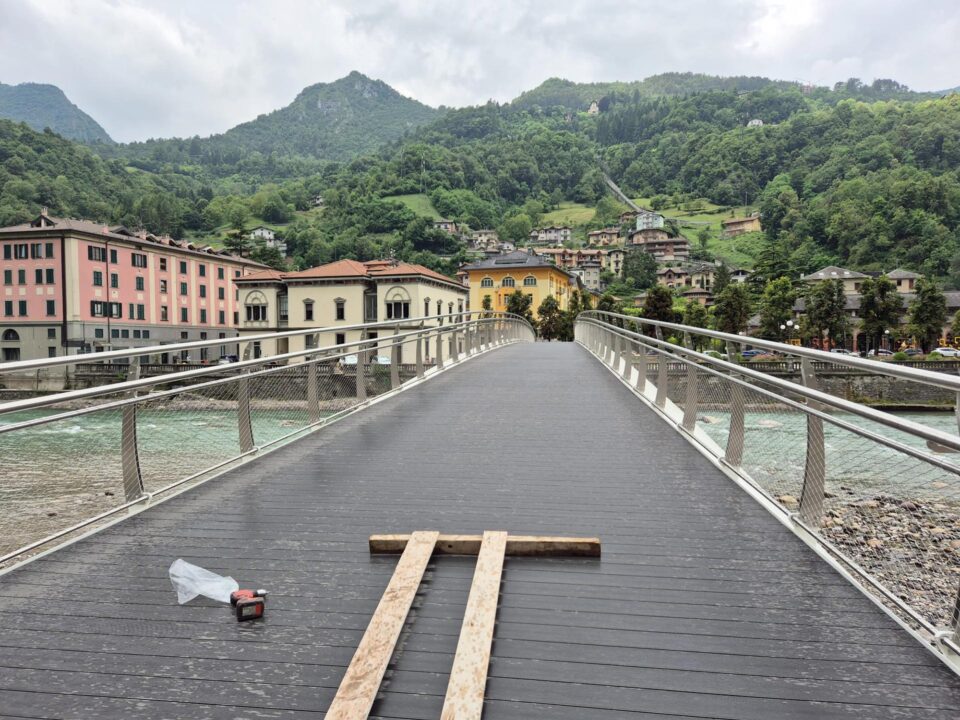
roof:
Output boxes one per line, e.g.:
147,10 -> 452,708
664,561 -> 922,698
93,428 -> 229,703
463,250 -> 571,274
235,259 -> 464,290
887,268 -> 922,279
793,291 -> 960,313
0,213 -> 266,267
722,216 -> 761,225
657,267 -> 688,276
803,265 -> 868,280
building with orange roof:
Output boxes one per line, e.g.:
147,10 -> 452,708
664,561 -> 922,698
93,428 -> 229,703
233,258 -> 467,361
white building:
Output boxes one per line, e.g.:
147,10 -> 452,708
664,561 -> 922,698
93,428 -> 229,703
635,212 -> 665,231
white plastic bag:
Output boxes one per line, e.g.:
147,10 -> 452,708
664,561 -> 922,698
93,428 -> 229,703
168,558 -> 239,604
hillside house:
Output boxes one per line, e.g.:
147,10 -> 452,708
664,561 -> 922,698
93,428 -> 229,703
635,212 -> 665,231
629,228 -> 690,262
249,226 -> 287,255
528,226 -> 572,245
587,227 -> 622,246
721,215 -> 762,238
433,219 -> 459,235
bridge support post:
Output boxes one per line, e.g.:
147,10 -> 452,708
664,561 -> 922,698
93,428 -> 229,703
390,326 -> 401,390
635,334 -> 647,393
682,360 -> 698,431
306,355 -> 321,424
415,328 -> 425,379
120,360 -> 144,501
655,327 -> 668,408
449,327 -> 457,362
237,373 -> 255,454
725,381 -> 745,467
620,333 -> 631,380
356,332 -> 367,402
799,358 -> 826,525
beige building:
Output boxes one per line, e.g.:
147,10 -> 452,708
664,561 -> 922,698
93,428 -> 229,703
528,226 -> 573,245
721,215 -> 762,237
802,266 -> 869,295
586,227 -> 621,246
234,259 -> 467,361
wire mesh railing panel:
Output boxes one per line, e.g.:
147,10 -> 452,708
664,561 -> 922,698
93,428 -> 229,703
0,407 -> 127,558
694,372 -> 733,449
815,417 -> 960,628
247,368 -> 313,448
136,381 -> 243,493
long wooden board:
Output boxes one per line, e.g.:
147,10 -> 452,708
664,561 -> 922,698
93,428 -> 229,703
325,530 -> 439,719
440,530 -> 507,720
369,533 -> 600,557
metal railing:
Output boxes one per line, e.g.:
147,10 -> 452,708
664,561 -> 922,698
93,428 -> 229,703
576,311 -> 960,670
0,312 -> 535,567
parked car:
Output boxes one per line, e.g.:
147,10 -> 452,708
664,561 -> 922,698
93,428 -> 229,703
866,349 -> 893,357
933,347 -> 960,357
340,354 -> 392,366
740,349 -> 766,359
829,348 -> 856,355
217,354 -> 239,364
904,348 -> 924,356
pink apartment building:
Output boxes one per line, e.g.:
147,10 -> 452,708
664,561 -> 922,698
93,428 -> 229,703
0,210 -> 266,363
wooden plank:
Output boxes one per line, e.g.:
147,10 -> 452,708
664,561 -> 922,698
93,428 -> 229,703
369,534 -> 601,557
441,530 -> 507,720
325,530 -> 439,720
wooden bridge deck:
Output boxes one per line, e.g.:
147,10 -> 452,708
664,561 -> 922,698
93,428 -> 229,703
1,342 -> 959,718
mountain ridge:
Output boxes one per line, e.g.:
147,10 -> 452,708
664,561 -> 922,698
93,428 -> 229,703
0,82 -> 113,144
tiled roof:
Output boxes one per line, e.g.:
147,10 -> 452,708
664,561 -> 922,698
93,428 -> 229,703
803,265 -> 867,280
886,268 -> 922,279
235,259 -> 462,288
463,250 -> 561,271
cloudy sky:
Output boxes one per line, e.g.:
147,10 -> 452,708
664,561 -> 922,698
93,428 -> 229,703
1,0 -> 958,142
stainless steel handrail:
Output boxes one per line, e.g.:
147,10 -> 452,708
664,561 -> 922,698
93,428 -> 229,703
0,311 -> 530,375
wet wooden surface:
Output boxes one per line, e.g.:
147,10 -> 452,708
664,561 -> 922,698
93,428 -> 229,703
1,343 -> 960,718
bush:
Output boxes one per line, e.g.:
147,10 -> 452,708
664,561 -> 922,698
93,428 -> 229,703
926,351 -> 943,360
891,351 -> 909,361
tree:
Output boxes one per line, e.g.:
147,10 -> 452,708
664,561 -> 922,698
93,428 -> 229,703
713,284 -> 753,335
505,289 -> 534,324
621,249 -> 657,289
682,300 -> 710,350
596,294 -> 623,313
249,242 -> 286,270
951,310 -> 960,342
642,285 -> 676,325
805,279 -> 849,349
481,294 -> 493,315
537,295 -> 564,341
499,213 -> 533,243
224,232 -> 255,257
713,262 -> 732,295
758,277 -> 796,340
908,277 -> 947,351
859,277 -> 903,352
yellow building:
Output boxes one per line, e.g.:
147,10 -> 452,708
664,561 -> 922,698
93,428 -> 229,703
463,251 -> 581,319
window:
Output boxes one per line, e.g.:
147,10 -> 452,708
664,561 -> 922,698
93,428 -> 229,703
218,287 -> 225,300
111,273 -> 119,289
179,261 -> 187,274
35,269 -> 43,284
109,302 -> 121,318
160,279 -> 168,294
199,264 -> 206,277
199,285 -> 207,298
437,300 -> 442,316
234,270 -> 240,278
523,275 -> 537,286
18,300 -> 27,316
200,331 -> 207,340
2,347 -> 20,362
424,298 -> 430,317
181,307 -> 188,322
218,310 -> 225,325
3,301 -> 12,316
30,243 -> 42,259
94,328 -> 104,339
47,328 -> 56,339
135,276 -> 144,291
502,276 -> 516,288
93,271 -> 103,287
111,329 -> 119,339
120,329 -> 130,339
200,309 -> 207,324
2,244 -> 10,260
133,329 -> 141,339
180,282 -> 188,296
161,305 -> 168,321
448,302 -> 454,315
131,253 -> 147,268
48,346 -> 57,358
87,245 -> 106,262
142,330 -> 150,339
217,267 -> 224,280
128,303 -> 134,319
246,305 -> 267,322
159,258 -> 167,271
110,249 -> 118,264
335,332 -> 346,345
45,268 -> 54,284
480,277 -> 494,288
180,331 -> 188,340
136,304 -> 145,320
233,312 -> 239,325
17,269 -> 25,285
2,270 -> 10,285
335,300 -> 345,321
386,301 -> 410,319
45,242 -> 54,258
304,301 -> 314,322
14,244 -> 28,259
45,300 -> 55,316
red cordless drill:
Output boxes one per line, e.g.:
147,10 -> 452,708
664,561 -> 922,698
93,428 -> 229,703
230,589 -> 268,622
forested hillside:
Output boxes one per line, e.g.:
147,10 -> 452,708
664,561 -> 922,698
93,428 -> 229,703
1,72 -> 960,286
0,82 -> 113,144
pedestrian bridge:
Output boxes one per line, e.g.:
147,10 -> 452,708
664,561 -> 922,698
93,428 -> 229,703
2,312 -> 960,718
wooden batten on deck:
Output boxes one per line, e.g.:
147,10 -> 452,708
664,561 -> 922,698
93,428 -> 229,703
369,533 -> 601,557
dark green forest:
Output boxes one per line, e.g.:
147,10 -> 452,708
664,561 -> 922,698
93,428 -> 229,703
2,71 -> 960,286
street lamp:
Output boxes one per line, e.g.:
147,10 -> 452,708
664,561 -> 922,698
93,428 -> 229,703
884,328 -> 891,352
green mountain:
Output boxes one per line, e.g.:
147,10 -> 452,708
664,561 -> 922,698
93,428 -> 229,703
0,82 -> 113,144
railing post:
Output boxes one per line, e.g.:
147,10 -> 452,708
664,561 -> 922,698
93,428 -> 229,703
682,356 -> 698,431
799,358 -> 825,525
356,332 -> 367,402
635,332 -> 647,393
655,327 -> 668,408
415,326 -> 425,379
725,380 -> 745,467
436,327 -> 445,369
619,332 -> 630,380
120,360 -> 144,501
237,371 -> 255,454
306,354 -> 320,424
390,325 -> 401,390
449,326 -> 457,362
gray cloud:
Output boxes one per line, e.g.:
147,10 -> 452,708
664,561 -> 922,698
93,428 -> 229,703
0,0 -> 956,142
